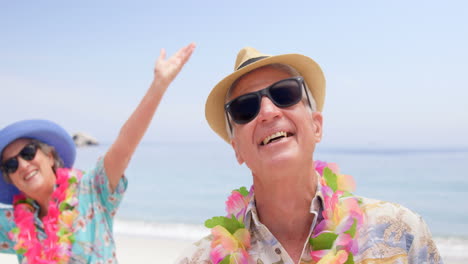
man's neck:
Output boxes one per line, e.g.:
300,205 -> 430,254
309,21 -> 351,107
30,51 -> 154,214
252,164 -> 318,262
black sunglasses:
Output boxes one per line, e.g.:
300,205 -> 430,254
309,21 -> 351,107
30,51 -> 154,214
224,77 -> 311,128
1,143 -> 39,175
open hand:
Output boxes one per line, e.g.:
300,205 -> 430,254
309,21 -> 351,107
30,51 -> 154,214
104,43 -> 195,191
154,43 -> 196,87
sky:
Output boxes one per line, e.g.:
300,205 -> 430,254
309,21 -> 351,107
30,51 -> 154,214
1,0 -> 467,148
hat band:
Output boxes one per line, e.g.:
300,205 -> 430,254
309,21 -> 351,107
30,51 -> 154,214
236,56 -> 269,70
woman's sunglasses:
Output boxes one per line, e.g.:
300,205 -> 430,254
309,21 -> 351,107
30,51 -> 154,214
224,77 -> 311,127
0,143 -> 39,175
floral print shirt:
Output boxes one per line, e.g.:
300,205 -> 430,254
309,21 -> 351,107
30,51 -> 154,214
176,180 -> 442,264
0,158 -> 127,263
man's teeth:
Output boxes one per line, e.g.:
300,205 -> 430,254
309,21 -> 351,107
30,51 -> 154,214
24,171 -> 38,180
262,131 -> 287,145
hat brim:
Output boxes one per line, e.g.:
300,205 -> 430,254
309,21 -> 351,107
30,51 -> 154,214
0,119 -> 76,204
205,53 -> 326,143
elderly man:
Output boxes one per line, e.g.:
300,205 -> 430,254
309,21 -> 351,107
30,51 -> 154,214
177,48 -> 442,264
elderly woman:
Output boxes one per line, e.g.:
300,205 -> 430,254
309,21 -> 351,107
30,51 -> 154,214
0,43 -> 195,263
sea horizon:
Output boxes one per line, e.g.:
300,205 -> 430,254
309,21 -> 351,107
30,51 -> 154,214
72,141 -> 467,235
1,141 -> 466,259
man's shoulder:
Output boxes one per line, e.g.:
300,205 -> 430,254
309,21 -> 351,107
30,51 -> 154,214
175,235 -> 212,264
356,196 -> 442,263
358,196 -> 424,225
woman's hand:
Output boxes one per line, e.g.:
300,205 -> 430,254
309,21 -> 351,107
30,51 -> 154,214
104,43 -> 196,191
154,43 -> 195,88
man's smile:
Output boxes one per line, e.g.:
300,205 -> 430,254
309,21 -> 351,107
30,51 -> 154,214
260,131 -> 294,146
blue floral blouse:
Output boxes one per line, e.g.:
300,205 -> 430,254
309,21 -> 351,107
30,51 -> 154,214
0,158 -> 127,263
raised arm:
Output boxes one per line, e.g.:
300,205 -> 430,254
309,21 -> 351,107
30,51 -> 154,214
103,43 -> 196,191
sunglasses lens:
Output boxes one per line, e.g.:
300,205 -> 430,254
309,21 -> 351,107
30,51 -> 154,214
270,79 -> 302,107
20,144 -> 38,161
0,144 -> 38,175
228,93 -> 260,124
2,158 -> 19,174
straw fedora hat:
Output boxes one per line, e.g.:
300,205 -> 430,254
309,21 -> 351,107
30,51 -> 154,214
205,47 -> 326,143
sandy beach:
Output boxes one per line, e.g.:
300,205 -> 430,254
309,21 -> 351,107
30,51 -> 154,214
0,234 -> 192,264
0,235 -> 466,263
115,234 -> 192,263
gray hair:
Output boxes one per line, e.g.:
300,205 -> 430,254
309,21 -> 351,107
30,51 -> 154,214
225,63 -> 317,138
1,139 -> 64,184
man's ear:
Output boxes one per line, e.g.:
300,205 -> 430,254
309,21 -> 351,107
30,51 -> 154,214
231,139 -> 244,165
312,112 -> 323,143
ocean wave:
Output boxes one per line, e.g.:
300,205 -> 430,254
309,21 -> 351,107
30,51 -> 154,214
435,237 -> 468,259
114,219 -> 209,241
114,218 -> 468,259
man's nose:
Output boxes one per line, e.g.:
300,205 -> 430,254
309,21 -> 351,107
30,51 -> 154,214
257,96 -> 282,123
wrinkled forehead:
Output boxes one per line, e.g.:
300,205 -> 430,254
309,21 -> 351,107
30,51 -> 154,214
226,64 -> 298,102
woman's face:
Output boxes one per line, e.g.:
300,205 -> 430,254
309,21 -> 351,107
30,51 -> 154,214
1,139 -> 56,198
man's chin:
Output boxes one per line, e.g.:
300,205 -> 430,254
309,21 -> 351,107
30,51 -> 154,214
260,151 -> 301,169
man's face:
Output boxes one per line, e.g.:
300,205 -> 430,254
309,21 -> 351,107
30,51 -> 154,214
228,66 -> 323,175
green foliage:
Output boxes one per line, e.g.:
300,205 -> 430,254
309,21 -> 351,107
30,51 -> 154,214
15,198 -> 33,205
11,227 -> 19,234
341,191 -> 353,198
59,202 -> 68,211
220,255 -> 230,264
68,177 -> 77,184
57,228 -> 67,237
233,186 -> 249,197
344,252 -> 354,264
59,202 -> 74,211
204,215 -> 245,234
323,167 -> 338,192
344,219 -> 357,237
309,232 -> 338,250
69,234 -> 76,243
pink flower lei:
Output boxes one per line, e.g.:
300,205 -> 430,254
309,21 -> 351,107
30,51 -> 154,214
9,168 -> 82,264
205,161 -> 364,264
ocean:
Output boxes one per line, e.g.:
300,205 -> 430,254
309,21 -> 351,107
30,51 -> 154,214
75,141 -> 468,258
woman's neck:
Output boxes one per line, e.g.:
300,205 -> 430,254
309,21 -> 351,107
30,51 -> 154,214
29,187 -> 54,219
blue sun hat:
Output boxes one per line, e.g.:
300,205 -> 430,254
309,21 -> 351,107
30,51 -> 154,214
0,119 -> 76,204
